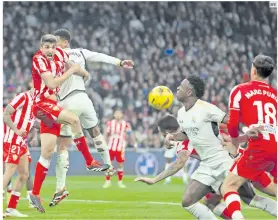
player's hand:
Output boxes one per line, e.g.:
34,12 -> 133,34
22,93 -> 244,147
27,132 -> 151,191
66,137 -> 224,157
164,134 -> 175,149
30,138 -> 38,147
15,128 -> 27,137
134,177 -> 155,185
246,127 -> 262,140
83,70 -> 89,82
120,60 -> 134,69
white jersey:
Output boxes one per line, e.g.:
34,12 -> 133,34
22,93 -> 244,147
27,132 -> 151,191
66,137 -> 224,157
58,48 -> 121,100
177,99 -> 229,166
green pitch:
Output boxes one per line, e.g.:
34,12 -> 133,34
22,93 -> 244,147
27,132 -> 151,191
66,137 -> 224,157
3,176 -> 276,219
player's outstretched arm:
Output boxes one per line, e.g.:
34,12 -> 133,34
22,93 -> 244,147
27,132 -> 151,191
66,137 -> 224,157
84,50 -> 134,68
3,105 -> 26,136
41,63 -> 80,89
134,150 -> 190,185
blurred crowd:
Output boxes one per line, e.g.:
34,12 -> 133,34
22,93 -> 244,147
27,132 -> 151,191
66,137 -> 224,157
3,2 -> 277,149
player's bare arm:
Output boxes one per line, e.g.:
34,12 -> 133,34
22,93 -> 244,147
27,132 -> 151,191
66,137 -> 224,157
40,64 -> 80,89
28,127 -> 39,147
3,105 -> 26,136
135,150 -> 190,185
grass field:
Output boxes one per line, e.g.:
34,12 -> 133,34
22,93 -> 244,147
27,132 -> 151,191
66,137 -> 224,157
3,176 -> 276,219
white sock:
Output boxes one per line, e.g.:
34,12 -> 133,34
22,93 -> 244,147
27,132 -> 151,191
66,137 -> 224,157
26,190 -> 32,198
38,156 -> 51,168
165,163 -> 171,182
183,202 -> 218,220
213,202 -> 227,217
56,150 -> 69,193
93,135 -> 112,166
250,195 -> 277,216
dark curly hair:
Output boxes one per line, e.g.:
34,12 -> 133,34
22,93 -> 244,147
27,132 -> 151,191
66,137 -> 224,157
187,75 -> 205,99
54,29 -> 71,42
157,114 -> 179,132
253,55 -> 275,78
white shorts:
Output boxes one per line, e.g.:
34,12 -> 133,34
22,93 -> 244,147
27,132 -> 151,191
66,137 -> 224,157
164,147 -> 176,159
59,92 -> 98,136
190,157 -> 233,194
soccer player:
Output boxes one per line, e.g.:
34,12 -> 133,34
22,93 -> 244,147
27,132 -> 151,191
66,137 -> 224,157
136,114 -> 277,219
221,55 -> 277,219
3,80 -> 35,217
48,29 -> 134,206
29,34 -> 109,213
103,109 -> 137,188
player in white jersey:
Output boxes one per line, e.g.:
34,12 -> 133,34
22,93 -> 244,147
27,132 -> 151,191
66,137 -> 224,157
50,29 -> 134,206
136,114 -> 277,219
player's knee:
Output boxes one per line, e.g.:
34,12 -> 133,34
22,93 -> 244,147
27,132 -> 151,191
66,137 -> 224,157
70,114 -> 80,127
181,196 -> 194,208
19,170 -> 29,182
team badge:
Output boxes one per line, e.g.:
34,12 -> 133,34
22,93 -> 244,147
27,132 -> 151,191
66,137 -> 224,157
53,106 -> 60,111
12,155 -> 18,161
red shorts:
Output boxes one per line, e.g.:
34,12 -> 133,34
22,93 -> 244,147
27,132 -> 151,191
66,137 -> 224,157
230,139 -> 277,185
32,99 -> 63,136
109,150 -> 125,163
3,142 -> 28,165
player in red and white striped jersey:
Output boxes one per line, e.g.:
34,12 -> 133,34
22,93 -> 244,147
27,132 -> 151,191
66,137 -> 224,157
3,80 -> 35,217
30,34 -> 109,213
136,114 -> 277,219
103,109 -> 137,188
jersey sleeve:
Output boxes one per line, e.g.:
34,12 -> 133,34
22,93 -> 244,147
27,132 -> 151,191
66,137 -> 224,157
9,93 -> 26,110
32,56 -> 50,75
126,122 -> 132,134
81,49 -> 121,66
205,103 -> 226,123
227,86 -> 242,138
176,140 -> 198,155
106,121 -> 111,135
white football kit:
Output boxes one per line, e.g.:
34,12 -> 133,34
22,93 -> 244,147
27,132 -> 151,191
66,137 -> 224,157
59,48 -> 121,136
177,99 -> 233,194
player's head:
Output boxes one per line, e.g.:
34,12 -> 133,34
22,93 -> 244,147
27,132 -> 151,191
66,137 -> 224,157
114,109 -> 123,120
157,114 -> 179,137
176,75 -> 205,102
251,55 -> 275,80
54,29 -> 71,49
40,34 -> 57,61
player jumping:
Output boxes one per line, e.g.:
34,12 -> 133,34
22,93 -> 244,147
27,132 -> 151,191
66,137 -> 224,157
48,29 -> 134,206
221,55 -> 277,219
29,34 -> 109,213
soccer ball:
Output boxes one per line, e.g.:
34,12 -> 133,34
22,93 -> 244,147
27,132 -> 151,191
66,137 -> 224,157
148,86 -> 174,110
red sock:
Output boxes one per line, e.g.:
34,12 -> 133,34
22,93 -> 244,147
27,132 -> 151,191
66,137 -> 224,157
8,191 -> 21,209
222,208 -> 232,219
32,162 -> 48,195
117,170 -> 123,181
106,176 -> 111,181
74,136 -> 94,166
223,191 -> 243,219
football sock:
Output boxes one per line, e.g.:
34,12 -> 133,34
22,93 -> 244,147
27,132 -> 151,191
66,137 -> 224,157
183,202 -> 218,220
32,156 -> 50,195
8,191 -> 21,209
213,202 -> 232,219
224,191 -> 244,219
73,136 -> 94,166
93,134 -> 112,166
117,169 -> 124,181
56,150 -> 69,193
249,195 -> 277,216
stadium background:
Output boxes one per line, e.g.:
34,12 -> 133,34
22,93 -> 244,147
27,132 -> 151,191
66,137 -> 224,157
2,2 -> 277,219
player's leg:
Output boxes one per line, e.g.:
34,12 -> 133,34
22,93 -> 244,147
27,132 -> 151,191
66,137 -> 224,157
238,181 -> 277,217
117,155 -> 126,188
182,179 -> 217,220
203,192 -> 231,219
26,161 -> 35,208
5,153 -> 29,217
57,110 -> 108,171
50,135 -> 70,207
103,150 -> 113,188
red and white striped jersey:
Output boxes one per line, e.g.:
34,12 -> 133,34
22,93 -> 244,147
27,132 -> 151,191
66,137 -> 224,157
3,91 -> 35,146
106,119 -> 132,152
32,47 -> 69,103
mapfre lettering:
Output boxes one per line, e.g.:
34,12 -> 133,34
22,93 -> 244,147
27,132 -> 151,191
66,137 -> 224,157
245,89 -> 277,100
